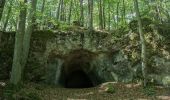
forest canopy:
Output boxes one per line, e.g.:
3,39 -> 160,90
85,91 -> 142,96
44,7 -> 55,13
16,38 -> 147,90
0,0 -> 170,31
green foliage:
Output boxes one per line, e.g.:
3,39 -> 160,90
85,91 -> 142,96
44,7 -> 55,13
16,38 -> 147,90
46,18 -> 60,29
106,83 -> 116,94
129,17 -> 153,32
14,92 -> 41,100
112,25 -> 129,38
27,92 -> 41,100
32,30 -> 55,40
3,83 -> 41,100
24,61 -> 45,82
142,86 -> 156,96
3,83 -> 23,100
1,0 -> 170,32
59,23 -> 72,31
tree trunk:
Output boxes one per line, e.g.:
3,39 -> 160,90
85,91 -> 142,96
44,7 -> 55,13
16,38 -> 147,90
134,0 -> 147,87
80,0 -> 84,26
41,0 -> 45,15
3,1 -> 12,31
60,0 -> 64,21
116,0 -> 120,29
99,0 -> 103,29
10,0 -> 27,85
56,0 -> 62,20
102,0 -> 106,29
74,0 -> 80,21
0,0 -> 6,21
63,3 -> 66,21
108,0 -> 111,31
88,0 -> 93,31
22,0 -> 37,69
68,0 -> 73,24
40,0 -> 45,30
122,0 -> 126,24
0,0 -> 6,44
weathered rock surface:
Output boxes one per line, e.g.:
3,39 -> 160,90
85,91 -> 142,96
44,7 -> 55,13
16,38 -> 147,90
0,26 -> 170,87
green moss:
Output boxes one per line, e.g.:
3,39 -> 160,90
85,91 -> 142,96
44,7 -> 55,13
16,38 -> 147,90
32,30 -> 55,40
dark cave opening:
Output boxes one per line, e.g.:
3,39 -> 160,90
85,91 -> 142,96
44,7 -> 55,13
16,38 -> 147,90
59,49 -> 100,88
65,70 -> 94,88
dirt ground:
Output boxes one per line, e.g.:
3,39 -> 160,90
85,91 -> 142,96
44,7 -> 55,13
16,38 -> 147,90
8,82 -> 169,100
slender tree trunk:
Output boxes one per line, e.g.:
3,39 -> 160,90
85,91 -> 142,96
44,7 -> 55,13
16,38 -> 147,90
64,1 -> 67,21
60,0 -> 64,21
99,0 -> 103,29
56,0 -> 61,20
112,6 -> 116,29
10,0 -> 27,85
80,0 -> 84,26
68,0 -> 73,24
122,0 -> 126,24
0,0 -> 6,44
102,0 -> 106,29
74,0 -> 80,21
3,1 -> 12,31
22,0 -> 37,69
85,8 -> 88,28
116,0 -> 120,29
88,0 -> 93,31
0,0 -> 6,21
108,0 -> 111,31
40,0 -> 45,30
41,0 -> 45,16
134,0 -> 147,87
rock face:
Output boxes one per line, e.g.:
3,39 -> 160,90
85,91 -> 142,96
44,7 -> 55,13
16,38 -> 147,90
40,30 -> 134,87
40,30 -> 116,87
0,27 -> 170,87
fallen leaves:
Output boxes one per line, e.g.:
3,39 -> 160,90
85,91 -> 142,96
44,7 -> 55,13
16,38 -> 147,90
7,82 -> 170,100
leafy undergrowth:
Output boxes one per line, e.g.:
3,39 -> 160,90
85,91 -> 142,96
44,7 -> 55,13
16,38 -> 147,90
2,82 -> 169,100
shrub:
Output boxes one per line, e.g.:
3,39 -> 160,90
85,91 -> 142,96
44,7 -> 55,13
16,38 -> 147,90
142,86 -> 156,96
106,83 -> 116,94
3,83 -> 22,99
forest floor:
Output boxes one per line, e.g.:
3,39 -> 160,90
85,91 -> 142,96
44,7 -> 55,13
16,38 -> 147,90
1,82 -> 169,100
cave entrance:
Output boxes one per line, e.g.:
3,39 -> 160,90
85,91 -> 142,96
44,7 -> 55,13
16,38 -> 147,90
65,70 -> 94,88
59,49 -> 101,88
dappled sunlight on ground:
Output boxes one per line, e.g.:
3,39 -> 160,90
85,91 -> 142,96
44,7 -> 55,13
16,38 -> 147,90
5,82 -> 168,100
157,96 -> 170,100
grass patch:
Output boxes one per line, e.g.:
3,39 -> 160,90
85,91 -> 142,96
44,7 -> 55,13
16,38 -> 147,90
106,83 -> 116,94
14,91 -> 41,100
3,83 -> 22,100
142,86 -> 156,96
